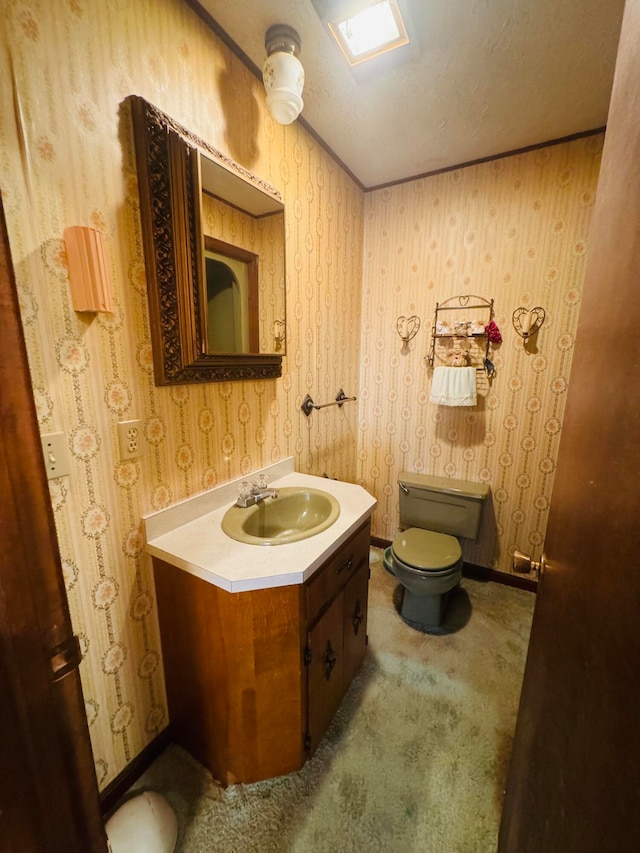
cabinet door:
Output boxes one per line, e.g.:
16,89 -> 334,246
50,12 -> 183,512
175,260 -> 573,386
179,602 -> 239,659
306,593 -> 344,755
342,560 -> 369,692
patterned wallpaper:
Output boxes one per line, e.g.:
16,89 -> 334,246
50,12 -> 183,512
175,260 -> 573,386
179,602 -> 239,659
0,0 -> 603,792
357,137 -> 603,573
0,0 -> 363,789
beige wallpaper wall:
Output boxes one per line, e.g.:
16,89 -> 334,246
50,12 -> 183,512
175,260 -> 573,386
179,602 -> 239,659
358,137 -> 603,574
0,0 -> 363,788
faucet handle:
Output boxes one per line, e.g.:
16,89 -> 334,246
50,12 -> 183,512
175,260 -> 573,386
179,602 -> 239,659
255,473 -> 269,490
238,481 -> 252,499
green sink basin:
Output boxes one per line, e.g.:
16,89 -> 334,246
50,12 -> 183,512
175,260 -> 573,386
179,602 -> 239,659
222,487 -> 340,545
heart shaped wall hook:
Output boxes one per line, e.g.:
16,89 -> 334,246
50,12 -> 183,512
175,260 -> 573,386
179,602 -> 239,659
512,306 -> 545,339
396,315 -> 421,344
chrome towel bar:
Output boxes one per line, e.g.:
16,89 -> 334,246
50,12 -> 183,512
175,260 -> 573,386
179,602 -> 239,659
301,388 -> 357,417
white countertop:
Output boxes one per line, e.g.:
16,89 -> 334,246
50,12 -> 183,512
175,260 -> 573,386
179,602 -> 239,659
143,459 -> 377,593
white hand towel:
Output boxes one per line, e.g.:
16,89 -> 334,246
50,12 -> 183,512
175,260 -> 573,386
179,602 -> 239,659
429,366 -> 477,407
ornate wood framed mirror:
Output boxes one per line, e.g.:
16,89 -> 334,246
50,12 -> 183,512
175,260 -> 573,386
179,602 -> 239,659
129,96 -> 285,384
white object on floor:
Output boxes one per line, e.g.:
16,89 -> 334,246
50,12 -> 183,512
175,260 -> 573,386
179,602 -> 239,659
429,366 -> 477,407
105,791 -> 177,853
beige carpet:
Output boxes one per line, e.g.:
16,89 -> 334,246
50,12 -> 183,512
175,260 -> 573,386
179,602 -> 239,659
130,549 -> 534,852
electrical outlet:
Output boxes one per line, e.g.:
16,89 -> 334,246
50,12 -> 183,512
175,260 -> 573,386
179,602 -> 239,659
41,432 -> 71,479
117,419 -> 144,460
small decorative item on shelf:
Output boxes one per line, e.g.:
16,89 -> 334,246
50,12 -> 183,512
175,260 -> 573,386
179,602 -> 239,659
469,318 -> 486,335
512,307 -> 545,340
454,320 -> 469,335
396,315 -> 421,346
484,320 -> 502,344
447,346 -> 470,367
435,319 -> 452,335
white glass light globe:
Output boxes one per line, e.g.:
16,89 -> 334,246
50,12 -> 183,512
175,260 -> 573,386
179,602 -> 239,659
262,51 -> 305,125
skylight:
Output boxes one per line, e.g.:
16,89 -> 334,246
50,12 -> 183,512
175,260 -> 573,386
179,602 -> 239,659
328,0 -> 409,66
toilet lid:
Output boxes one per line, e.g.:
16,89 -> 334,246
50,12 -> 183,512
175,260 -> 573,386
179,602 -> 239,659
392,528 -> 462,571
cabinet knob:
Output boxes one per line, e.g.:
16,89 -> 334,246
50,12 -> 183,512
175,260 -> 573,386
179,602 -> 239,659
336,555 -> 353,575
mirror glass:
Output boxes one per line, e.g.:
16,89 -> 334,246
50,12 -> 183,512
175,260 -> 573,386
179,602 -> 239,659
199,153 -> 285,356
129,96 -> 285,385
204,237 -> 259,354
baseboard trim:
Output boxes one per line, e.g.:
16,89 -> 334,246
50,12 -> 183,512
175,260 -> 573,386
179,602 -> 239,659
462,561 -> 538,592
370,537 -> 538,592
99,726 -> 172,817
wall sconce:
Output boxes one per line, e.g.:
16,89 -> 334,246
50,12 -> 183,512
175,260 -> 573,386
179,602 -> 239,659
272,319 -> 285,352
263,24 -> 304,125
512,306 -> 545,340
63,226 -> 113,313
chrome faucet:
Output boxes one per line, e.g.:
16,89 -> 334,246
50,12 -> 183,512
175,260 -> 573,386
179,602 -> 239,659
235,477 -> 279,508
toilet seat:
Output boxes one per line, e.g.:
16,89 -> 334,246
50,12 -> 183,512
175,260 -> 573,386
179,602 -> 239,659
384,528 -> 463,632
392,527 -> 462,572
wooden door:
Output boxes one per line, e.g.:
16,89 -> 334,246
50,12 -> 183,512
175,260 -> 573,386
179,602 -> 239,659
499,3 -> 640,850
0,196 -> 107,852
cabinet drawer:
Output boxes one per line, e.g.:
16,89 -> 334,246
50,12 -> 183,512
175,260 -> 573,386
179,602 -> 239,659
306,521 -> 370,624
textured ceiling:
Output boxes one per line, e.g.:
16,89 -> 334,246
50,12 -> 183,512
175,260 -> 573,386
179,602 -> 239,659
193,0 -> 626,189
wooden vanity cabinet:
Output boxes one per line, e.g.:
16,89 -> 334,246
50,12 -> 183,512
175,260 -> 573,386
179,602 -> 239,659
153,518 -> 371,785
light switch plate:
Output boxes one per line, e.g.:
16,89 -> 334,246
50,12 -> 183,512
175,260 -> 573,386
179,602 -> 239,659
41,432 -> 70,479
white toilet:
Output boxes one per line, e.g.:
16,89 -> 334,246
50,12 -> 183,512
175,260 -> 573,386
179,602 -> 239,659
383,472 -> 489,632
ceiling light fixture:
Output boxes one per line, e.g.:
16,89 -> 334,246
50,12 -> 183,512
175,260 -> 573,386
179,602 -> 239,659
263,24 -> 304,125
328,0 -> 409,66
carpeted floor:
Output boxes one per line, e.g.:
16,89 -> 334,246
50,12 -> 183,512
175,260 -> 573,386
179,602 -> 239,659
129,549 -> 534,852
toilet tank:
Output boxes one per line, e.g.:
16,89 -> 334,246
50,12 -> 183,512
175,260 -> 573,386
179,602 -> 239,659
398,472 -> 489,540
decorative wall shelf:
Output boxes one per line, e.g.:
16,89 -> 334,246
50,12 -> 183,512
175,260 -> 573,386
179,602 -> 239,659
426,295 -> 496,375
